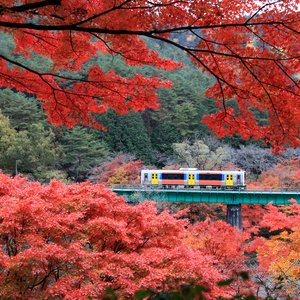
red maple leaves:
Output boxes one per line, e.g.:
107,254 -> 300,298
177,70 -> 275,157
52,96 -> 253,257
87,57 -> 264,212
0,173 -> 252,298
0,1 -> 299,149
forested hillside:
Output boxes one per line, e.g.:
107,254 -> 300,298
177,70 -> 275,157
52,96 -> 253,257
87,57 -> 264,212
0,34 -> 299,182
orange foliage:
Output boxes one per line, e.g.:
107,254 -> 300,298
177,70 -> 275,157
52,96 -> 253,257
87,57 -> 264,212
252,201 -> 300,295
249,159 -> 300,190
88,154 -> 143,185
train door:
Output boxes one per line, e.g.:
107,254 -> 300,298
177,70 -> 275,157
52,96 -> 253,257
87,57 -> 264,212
188,174 -> 195,185
226,174 -> 234,186
151,173 -> 159,185
236,174 -> 241,185
144,172 -> 149,184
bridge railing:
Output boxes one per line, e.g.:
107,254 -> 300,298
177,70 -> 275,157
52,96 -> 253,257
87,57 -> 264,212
107,184 -> 299,193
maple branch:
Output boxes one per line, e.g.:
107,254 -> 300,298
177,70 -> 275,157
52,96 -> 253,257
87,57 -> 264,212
0,53 -> 159,93
139,32 -> 232,88
0,70 -> 40,94
1,18 -> 298,65
282,23 -> 300,35
147,1 -> 189,7
202,39 -> 228,115
91,33 -> 128,57
244,25 -> 284,55
0,53 -> 60,94
274,60 -> 300,89
221,44 -> 300,96
28,266 -> 61,290
190,26 -> 298,62
245,1 -> 283,24
73,0 -> 132,26
0,1 -> 298,149
22,30 -> 59,48
238,59 -> 285,134
142,31 -> 292,111
2,0 -> 61,13
0,20 -> 292,33
141,31 -> 297,130
0,55 -> 92,126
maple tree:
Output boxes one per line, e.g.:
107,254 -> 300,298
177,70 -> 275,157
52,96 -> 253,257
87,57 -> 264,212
248,158 -> 300,190
0,0 -> 299,151
241,158 -> 300,231
87,154 -> 143,185
0,172 -> 255,299
251,201 -> 300,296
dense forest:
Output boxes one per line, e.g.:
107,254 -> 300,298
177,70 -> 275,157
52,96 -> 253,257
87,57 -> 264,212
0,34 -> 299,183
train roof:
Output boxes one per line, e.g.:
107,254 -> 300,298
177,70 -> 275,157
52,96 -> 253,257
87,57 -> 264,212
142,169 -> 245,173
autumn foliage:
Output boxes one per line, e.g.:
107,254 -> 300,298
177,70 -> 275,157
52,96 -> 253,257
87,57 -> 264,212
88,154 -> 143,185
248,158 -> 300,190
0,1 -> 299,150
0,173 -> 255,299
250,200 -> 300,296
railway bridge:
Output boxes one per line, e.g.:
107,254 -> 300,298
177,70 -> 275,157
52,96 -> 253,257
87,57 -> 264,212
111,187 -> 300,228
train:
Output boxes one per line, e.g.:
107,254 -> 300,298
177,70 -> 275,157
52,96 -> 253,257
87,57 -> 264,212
141,168 -> 246,190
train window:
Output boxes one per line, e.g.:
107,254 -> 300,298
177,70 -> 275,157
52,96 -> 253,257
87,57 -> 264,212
237,175 -> 241,183
162,173 -> 185,180
200,174 -> 222,180
144,174 -> 148,179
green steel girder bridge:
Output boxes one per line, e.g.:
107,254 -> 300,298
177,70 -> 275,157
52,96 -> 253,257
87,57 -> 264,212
111,187 -> 300,228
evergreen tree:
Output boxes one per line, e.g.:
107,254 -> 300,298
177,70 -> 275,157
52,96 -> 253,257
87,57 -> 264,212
174,102 -> 199,137
61,127 -> 109,181
0,89 -> 44,131
0,113 -> 17,171
150,122 -> 180,156
98,110 -> 154,164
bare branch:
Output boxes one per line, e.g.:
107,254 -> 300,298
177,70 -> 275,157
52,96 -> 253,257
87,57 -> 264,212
2,0 -> 61,13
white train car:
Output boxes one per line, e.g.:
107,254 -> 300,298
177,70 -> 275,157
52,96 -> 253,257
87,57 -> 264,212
141,168 -> 246,189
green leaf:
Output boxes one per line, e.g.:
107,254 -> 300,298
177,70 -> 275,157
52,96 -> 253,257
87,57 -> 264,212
135,290 -> 152,300
217,278 -> 235,286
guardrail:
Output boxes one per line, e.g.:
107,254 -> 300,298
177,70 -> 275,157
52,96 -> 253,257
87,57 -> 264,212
106,184 -> 300,193
109,186 -> 300,205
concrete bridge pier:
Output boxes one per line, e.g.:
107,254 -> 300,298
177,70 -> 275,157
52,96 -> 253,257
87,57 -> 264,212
226,204 -> 242,229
